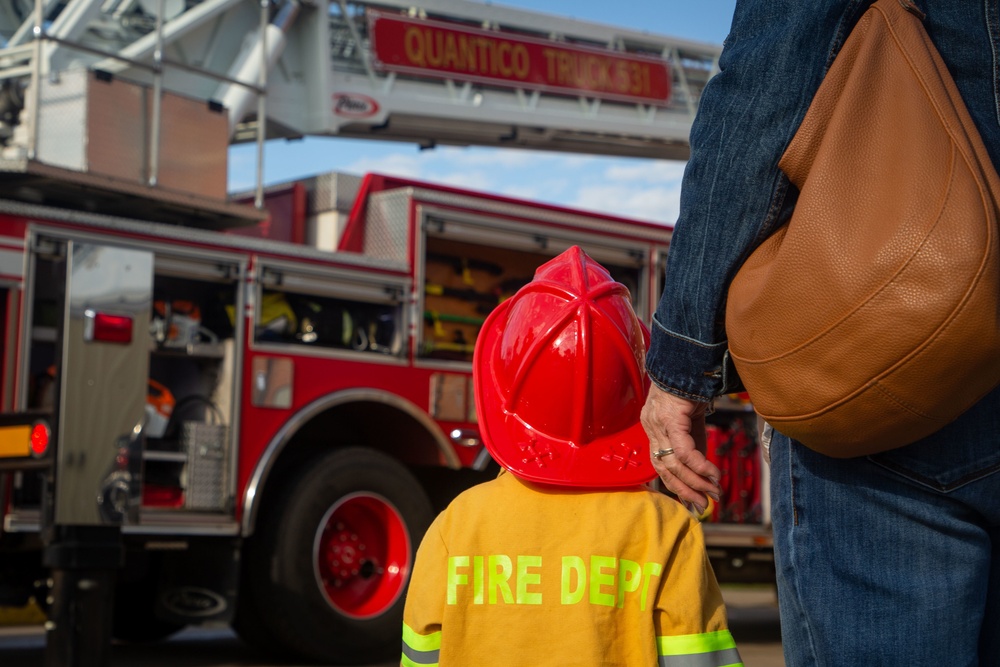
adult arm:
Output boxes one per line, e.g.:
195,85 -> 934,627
644,0 -> 865,504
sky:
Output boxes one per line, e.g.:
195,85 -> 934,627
227,1 -> 738,225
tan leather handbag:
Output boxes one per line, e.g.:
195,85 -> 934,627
725,0 -> 1000,457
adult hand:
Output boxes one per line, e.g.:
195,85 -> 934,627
640,383 -> 722,515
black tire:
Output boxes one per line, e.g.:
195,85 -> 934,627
235,447 -> 434,664
231,556 -> 288,659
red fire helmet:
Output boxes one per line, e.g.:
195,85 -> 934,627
474,246 -> 656,488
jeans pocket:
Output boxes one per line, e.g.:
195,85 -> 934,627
869,385 -> 1000,492
869,435 -> 1000,493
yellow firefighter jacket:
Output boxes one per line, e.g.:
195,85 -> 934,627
402,470 -> 742,667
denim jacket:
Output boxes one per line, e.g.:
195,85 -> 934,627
646,0 -> 1000,402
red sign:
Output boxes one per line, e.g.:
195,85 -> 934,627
367,11 -> 671,106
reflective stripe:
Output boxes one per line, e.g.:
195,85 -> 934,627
657,630 -> 743,667
401,652 -> 439,667
657,647 -> 742,667
402,623 -> 441,666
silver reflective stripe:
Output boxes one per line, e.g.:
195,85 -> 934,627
659,647 -> 743,667
402,642 -> 440,665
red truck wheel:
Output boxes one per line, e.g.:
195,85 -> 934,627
235,447 -> 434,664
313,491 -> 411,619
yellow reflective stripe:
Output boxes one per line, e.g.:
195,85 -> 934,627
657,630 -> 743,667
402,623 -> 441,652
402,622 -> 441,666
657,629 -> 738,656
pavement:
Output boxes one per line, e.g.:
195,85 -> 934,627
722,585 -> 785,667
0,585 -> 785,667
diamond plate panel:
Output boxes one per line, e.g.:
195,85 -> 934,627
307,172 -> 363,214
182,422 -> 229,511
363,190 -> 411,264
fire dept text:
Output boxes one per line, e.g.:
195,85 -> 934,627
446,555 -> 663,611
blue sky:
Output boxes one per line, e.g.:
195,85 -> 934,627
228,1 -> 737,225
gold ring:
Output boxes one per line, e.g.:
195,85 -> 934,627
652,448 -> 675,459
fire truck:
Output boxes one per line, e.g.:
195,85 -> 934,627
0,0 -> 770,664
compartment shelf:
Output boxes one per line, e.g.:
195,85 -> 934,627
150,341 -> 227,359
143,450 -> 188,463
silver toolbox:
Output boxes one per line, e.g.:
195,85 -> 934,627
181,422 -> 228,511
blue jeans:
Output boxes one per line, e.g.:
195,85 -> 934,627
770,383 -> 1000,666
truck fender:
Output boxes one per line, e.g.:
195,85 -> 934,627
241,387 -> 459,536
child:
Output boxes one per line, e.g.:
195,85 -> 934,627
402,246 -> 742,667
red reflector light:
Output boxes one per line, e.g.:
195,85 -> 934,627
86,310 -> 133,344
30,423 -> 50,457
142,484 -> 184,508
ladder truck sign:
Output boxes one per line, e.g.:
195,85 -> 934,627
367,10 -> 672,106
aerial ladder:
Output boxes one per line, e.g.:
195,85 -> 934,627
0,2 -> 721,665
0,0 -> 720,208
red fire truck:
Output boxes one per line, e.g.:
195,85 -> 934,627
0,168 -> 678,661
0,0 -> 769,664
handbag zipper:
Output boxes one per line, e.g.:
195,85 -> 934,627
897,0 -> 926,20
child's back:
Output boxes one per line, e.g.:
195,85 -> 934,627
402,247 -> 742,667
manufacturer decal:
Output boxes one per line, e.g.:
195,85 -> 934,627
333,93 -> 381,118
161,587 -> 228,618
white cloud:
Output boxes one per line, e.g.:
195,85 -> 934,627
549,158 -> 686,223
571,182 -> 681,224
230,138 -> 686,225
342,145 -> 547,178
432,146 -> 543,168
343,152 -> 427,179
604,160 -> 687,184
430,170 -> 497,191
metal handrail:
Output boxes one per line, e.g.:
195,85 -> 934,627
23,0 -> 270,205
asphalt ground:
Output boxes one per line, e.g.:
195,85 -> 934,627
724,585 -> 785,667
0,585 -> 784,666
